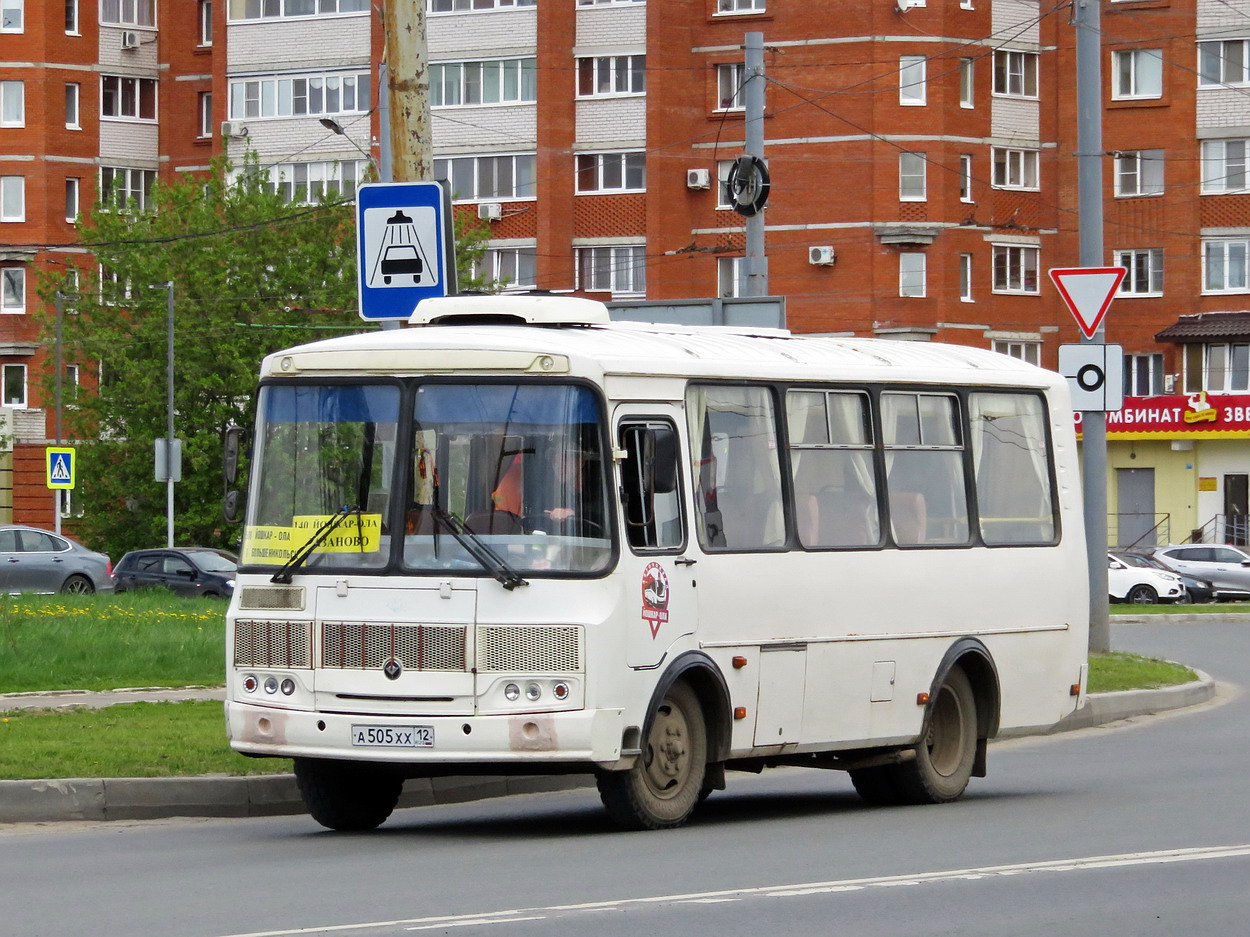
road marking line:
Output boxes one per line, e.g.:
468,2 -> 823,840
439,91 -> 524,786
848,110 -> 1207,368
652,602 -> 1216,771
213,843 -> 1250,937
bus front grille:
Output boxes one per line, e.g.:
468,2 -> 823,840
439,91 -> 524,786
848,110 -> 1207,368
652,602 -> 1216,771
320,622 -> 467,672
234,620 -> 313,669
477,625 -> 583,673
237,585 -> 305,610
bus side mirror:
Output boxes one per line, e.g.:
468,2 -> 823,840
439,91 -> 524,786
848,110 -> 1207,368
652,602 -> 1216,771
223,490 -> 241,524
223,424 -> 243,486
651,426 -> 678,494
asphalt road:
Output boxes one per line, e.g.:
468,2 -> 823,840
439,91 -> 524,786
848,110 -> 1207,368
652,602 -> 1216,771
2,618 -> 1245,937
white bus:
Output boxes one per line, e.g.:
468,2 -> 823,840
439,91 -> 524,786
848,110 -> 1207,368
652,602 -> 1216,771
225,295 -> 1089,831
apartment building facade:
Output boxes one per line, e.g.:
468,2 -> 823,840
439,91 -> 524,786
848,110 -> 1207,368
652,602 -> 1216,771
4,0 -> 1250,543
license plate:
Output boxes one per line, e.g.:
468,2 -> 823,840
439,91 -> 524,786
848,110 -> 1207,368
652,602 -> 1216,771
350,725 -> 434,748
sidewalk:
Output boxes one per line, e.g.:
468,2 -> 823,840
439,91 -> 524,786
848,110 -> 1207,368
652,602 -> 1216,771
0,667 -> 1217,825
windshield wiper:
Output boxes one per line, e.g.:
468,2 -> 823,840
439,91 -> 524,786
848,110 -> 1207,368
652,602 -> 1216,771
430,508 -> 528,591
270,504 -> 359,584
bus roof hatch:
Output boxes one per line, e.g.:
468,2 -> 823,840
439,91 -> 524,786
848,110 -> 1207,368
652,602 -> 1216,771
410,295 -> 612,327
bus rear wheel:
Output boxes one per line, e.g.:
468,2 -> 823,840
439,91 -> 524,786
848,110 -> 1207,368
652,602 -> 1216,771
597,682 -> 707,830
893,665 -> 978,804
294,758 -> 404,831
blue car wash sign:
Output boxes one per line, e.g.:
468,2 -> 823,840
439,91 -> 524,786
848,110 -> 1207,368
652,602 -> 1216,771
356,181 -> 450,321
46,447 -> 76,490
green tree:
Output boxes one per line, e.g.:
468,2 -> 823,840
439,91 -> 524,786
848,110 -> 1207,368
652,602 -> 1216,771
39,155 -> 495,558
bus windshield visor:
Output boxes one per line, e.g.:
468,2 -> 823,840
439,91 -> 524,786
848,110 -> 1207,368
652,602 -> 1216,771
241,382 -> 611,576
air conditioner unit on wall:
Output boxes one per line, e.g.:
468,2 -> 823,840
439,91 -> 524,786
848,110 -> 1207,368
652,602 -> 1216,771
120,31 -> 140,50
686,168 -> 711,190
809,245 -> 837,266
477,202 -> 503,222
220,120 -> 246,139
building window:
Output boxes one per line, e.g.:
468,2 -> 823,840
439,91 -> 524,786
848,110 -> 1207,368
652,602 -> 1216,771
716,0 -> 765,12
1199,39 -> 1250,87
992,244 -> 1040,293
1,267 -> 24,314
577,54 -> 645,97
198,0 -> 212,44
0,80 -> 22,127
229,0 -> 371,19
898,152 -> 927,201
1,176 -> 24,222
229,71 -> 372,120
432,0 -> 535,10
65,83 -> 80,128
716,62 -> 746,111
577,245 -> 645,296
433,154 -> 536,201
249,159 -> 368,203
1113,48 -> 1163,100
960,154 -> 973,202
960,0 -> 974,8
992,339 -> 1041,366
960,58 -> 974,107
1201,139 -> 1250,194
576,152 -> 645,193
716,159 -> 735,208
1114,149 -> 1163,196
1185,343 -> 1250,393
2,364 -> 26,407
65,0 -> 78,32
1124,352 -> 1164,396
992,147 -> 1039,189
717,256 -> 746,298
430,58 -> 537,107
65,177 -> 80,222
1203,238 -> 1250,293
101,0 -> 155,27
899,55 -> 927,105
993,50 -> 1038,97
899,253 -> 926,297
471,247 -> 536,288
960,253 -> 973,301
1115,248 -> 1163,295
99,167 -> 156,212
198,92 -> 213,138
101,76 -> 158,121
1,0 -> 22,31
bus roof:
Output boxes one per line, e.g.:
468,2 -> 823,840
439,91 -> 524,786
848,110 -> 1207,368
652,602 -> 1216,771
260,297 -> 1061,390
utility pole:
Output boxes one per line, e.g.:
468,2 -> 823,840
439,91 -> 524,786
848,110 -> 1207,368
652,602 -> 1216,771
1074,0 -> 1111,653
382,0 -> 433,182
744,32 -> 768,297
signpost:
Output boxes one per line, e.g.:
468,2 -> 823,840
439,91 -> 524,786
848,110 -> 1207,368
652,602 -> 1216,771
356,181 -> 451,322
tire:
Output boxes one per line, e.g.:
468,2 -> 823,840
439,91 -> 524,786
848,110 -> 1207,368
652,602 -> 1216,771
597,682 -> 707,830
1126,584 -> 1158,604
60,575 -> 95,595
892,665 -> 978,805
294,758 -> 404,832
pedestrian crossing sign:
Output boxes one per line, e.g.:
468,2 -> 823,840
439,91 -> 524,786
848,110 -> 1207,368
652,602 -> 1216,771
46,447 -> 76,490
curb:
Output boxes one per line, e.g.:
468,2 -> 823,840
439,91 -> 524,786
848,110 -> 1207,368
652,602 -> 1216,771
0,673 -> 1216,824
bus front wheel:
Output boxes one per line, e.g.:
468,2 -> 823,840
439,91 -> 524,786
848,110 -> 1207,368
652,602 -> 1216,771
294,758 -> 404,831
597,682 -> 707,830
894,665 -> 978,804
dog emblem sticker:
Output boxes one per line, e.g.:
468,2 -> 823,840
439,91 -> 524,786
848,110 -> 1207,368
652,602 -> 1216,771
641,562 -> 670,639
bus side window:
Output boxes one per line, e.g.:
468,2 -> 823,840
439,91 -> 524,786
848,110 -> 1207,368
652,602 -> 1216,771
620,421 -> 684,551
882,392 -> 970,546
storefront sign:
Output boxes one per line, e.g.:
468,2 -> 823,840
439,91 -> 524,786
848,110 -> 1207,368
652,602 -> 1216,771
1199,477 -> 1219,491
1075,391 -> 1250,439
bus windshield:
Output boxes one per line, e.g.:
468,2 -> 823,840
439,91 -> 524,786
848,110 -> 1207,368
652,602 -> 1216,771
242,381 -> 611,576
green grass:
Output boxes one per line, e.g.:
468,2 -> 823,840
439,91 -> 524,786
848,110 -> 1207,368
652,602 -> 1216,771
1087,652 -> 1197,693
0,701 -> 285,780
0,592 -> 225,692
1110,602 -> 1250,615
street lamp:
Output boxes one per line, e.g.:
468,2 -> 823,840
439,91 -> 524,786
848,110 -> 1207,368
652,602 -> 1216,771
318,116 -> 375,166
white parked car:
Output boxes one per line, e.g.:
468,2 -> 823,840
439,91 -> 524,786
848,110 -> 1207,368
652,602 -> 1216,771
1108,553 -> 1184,604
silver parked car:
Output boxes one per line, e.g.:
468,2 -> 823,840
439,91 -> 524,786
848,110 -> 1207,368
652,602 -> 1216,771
1146,544 -> 1250,600
0,525 -> 113,595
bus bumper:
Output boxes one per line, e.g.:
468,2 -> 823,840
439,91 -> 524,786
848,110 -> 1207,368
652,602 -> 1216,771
226,700 -> 626,766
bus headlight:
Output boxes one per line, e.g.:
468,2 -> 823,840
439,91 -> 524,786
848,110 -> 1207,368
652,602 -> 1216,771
263,677 -> 279,694
525,683 -> 542,701
280,678 -> 296,696
504,683 -> 521,701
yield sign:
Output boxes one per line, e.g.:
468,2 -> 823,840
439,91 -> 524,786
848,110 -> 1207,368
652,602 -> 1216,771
1048,266 -> 1126,339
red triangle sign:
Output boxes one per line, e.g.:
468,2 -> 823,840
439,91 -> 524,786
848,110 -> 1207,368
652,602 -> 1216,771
1048,267 -> 1126,340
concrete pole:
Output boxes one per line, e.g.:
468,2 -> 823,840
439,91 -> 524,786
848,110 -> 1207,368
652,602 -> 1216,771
1075,0 -> 1111,653
54,291 -> 64,535
164,282 -> 175,549
383,0 -> 433,182
744,32 -> 768,297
